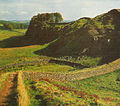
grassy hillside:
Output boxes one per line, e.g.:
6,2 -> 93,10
0,29 -> 26,41
0,10 -> 120,105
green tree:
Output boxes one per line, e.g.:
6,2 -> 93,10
4,23 -> 13,30
54,12 -> 63,23
34,12 -> 63,23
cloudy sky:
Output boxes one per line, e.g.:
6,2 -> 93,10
0,0 -> 120,20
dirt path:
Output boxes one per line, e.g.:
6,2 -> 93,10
0,72 -> 18,106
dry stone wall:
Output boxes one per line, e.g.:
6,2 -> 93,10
22,59 -> 120,82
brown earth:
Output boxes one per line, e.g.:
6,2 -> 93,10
0,72 -> 18,106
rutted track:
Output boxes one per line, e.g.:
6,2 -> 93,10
0,72 -> 18,106
22,59 -> 120,82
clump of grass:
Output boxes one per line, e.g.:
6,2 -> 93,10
24,79 -> 43,106
24,78 -> 100,105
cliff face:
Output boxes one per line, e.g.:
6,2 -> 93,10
26,9 -> 120,63
25,13 -> 64,44
42,9 -> 120,63
82,9 -> 120,62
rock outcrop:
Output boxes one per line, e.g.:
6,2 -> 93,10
41,9 -> 120,64
26,9 -> 120,64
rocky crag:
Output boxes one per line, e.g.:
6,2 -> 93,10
26,9 -> 120,64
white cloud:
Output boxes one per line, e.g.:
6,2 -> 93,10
0,10 -> 9,14
49,0 -> 64,3
19,11 -> 28,15
0,0 -> 120,20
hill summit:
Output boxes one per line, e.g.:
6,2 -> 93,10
25,12 -> 63,44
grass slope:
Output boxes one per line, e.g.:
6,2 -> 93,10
70,69 -> 120,105
23,69 -> 120,105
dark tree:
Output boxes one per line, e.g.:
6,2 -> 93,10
3,23 -> 28,30
3,23 -> 13,30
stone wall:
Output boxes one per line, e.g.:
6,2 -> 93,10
22,59 -> 120,82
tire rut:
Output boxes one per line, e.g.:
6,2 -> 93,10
0,73 -> 18,106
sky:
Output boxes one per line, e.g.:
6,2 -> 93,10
0,0 -> 120,20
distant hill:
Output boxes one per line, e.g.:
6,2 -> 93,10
0,20 -> 28,30
0,20 -> 12,24
10,20 -> 30,25
25,9 -> 120,64
0,20 -> 29,24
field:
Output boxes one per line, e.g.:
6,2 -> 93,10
0,27 -> 120,105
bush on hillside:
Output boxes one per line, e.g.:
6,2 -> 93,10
32,12 -> 63,23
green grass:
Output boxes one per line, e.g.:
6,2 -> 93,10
24,80 -> 43,106
24,79 -> 98,106
0,45 -> 49,66
0,29 -> 27,41
4,63 -> 74,73
23,69 -> 120,105
69,69 -> 120,105
20,64 -> 74,73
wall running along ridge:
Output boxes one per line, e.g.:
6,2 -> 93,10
22,59 -> 120,82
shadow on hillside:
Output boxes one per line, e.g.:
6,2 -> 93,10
0,35 -> 46,48
34,46 -> 120,66
100,56 -> 120,65
0,33 -> 57,48
34,45 -> 58,57
0,36 -> 29,48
